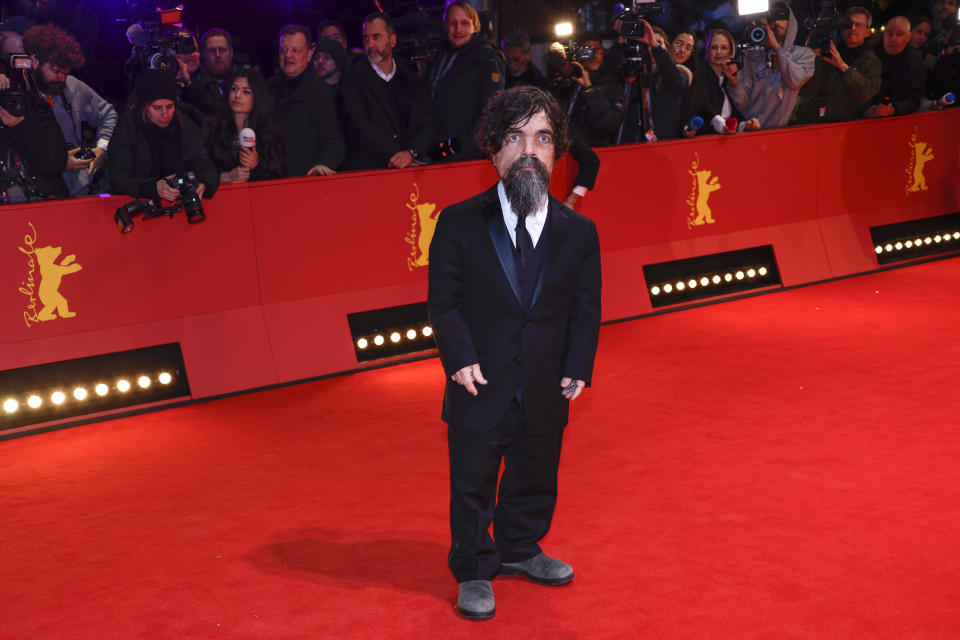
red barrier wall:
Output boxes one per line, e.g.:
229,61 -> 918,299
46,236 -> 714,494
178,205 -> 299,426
2,111 -> 958,400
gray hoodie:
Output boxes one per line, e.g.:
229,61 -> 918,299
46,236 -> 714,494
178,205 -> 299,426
728,5 -> 815,128
51,75 -> 118,196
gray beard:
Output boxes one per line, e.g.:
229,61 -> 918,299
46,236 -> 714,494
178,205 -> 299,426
504,156 -> 550,219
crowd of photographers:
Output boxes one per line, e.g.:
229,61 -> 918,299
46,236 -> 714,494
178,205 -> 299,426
0,0 -> 957,209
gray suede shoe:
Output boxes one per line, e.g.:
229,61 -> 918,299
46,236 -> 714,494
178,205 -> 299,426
456,580 -> 495,620
499,552 -> 574,585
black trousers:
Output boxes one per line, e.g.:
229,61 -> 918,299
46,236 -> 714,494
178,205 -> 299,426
446,400 -> 565,582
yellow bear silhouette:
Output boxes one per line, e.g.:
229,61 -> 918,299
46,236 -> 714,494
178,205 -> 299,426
908,141 -> 934,192
691,169 -> 721,226
36,246 -> 82,321
413,202 -> 438,267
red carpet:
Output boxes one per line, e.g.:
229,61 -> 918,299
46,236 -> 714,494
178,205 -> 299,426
2,259 -> 960,639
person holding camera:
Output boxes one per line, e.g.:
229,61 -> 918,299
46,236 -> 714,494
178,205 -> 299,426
21,24 -> 116,196
685,28 -> 759,135
426,0 -> 504,161
0,93 -> 69,202
555,31 -> 625,147
206,68 -> 285,183
790,6 -> 881,124
108,69 -> 218,202
613,20 -> 689,141
726,2 -> 815,130
860,16 -> 925,118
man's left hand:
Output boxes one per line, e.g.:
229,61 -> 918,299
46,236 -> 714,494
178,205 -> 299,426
560,377 -> 586,401
763,22 -> 779,50
388,150 -> 414,169
64,148 -> 93,172
563,192 -> 581,210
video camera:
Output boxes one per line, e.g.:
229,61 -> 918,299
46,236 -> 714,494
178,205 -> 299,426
391,2 -> 447,64
546,42 -> 597,92
807,0 -> 851,59
736,2 -> 790,69
114,171 -> 205,234
615,1 -> 665,79
122,7 -> 195,79
0,53 -> 37,117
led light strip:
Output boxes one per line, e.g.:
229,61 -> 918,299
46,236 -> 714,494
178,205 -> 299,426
649,266 -> 770,297
356,325 -> 434,350
874,232 -> 960,255
2,371 -> 177,415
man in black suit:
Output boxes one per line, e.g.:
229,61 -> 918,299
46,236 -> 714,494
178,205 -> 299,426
339,12 -> 437,170
427,85 -> 601,620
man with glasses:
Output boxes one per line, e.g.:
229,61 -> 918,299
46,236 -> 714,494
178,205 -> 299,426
502,31 -> 546,89
179,27 -> 235,117
791,6 -> 881,124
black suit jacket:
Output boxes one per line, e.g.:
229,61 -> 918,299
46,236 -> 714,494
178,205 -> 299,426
339,57 -> 438,170
427,184 -> 601,433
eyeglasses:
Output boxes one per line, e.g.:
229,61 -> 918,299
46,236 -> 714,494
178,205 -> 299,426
673,42 -> 694,52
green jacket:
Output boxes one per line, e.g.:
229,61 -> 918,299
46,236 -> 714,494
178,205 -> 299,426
790,46 -> 881,124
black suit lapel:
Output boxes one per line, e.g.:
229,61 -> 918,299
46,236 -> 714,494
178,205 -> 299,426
483,186 -> 523,307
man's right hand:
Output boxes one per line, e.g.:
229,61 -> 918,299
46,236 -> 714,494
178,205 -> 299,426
452,363 -> 487,397
571,62 -> 592,88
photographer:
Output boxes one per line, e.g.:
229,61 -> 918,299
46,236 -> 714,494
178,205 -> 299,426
686,28 -> 759,135
426,0 -> 504,161
791,7 -> 881,124
0,96 -> 69,201
173,28 -> 223,119
502,31 -> 547,89
861,16 -> 925,118
22,24 -> 116,196
551,32 -> 624,147
614,21 -> 689,141
108,69 -> 218,202
727,2 -> 815,130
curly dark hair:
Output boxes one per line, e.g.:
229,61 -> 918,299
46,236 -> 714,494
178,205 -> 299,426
22,24 -> 85,69
476,85 -> 569,160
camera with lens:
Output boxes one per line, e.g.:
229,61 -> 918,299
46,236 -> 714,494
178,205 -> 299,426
0,157 -> 43,201
114,170 -> 205,234
122,7 -> 195,79
392,3 -> 447,65
807,0 -> 851,58
0,53 -> 36,117
166,171 -> 205,224
74,144 -> 96,161
616,1 -> 665,79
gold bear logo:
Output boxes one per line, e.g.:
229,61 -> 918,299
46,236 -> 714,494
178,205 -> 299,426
36,245 -> 82,321
905,127 -> 935,195
404,183 -> 439,269
686,153 -> 721,228
907,140 -> 934,193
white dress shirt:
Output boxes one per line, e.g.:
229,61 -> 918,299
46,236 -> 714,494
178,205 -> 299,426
497,180 -> 548,249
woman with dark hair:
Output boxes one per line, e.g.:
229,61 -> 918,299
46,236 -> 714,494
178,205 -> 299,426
206,68 -> 285,182
685,28 -> 759,135
670,29 -> 697,84
108,69 -> 218,201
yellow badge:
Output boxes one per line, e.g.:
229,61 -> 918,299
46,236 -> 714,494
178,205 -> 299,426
491,72 -> 500,83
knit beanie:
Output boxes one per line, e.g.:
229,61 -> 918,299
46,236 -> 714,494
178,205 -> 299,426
135,69 -> 179,107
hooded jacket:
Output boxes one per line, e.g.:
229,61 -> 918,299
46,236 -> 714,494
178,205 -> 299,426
728,5 -> 815,128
